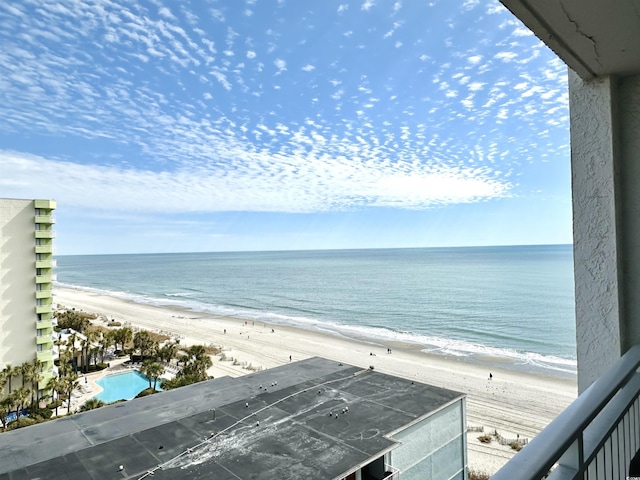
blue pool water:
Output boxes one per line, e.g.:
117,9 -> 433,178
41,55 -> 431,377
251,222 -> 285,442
95,371 -> 161,403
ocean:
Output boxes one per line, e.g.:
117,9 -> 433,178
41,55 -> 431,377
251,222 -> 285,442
55,245 -> 576,378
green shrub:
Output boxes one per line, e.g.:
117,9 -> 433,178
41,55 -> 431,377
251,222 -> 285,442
135,388 -> 158,398
7,417 -> 37,430
26,406 -> 53,421
46,400 -> 63,410
468,470 -> 491,480
510,440 -> 524,451
79,398 -> 106,412
161,375 -> 203,390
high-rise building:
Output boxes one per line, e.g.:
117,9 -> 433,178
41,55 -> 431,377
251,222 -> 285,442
0,198 -> 56,400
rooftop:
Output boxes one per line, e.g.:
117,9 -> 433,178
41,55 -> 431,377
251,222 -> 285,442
0,357 -> 464,480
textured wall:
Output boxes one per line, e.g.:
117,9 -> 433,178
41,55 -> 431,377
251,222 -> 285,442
569,71 -> 622,393
571,72 -> 640,393
618,76 -> 640,353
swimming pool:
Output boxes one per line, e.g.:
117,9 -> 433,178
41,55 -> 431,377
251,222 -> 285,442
95,370 -> 161,403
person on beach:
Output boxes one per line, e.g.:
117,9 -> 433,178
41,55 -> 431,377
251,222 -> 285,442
489,373 -> 493,380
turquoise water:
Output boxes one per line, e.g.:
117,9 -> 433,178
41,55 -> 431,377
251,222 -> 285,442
57,245 -> 576,377
95,371 -> 160,403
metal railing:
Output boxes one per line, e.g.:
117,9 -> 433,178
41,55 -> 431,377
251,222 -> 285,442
382,465 -> 400,480
492,344 -> 640,480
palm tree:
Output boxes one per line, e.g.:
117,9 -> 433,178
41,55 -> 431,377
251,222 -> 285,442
61,373 -> 81,414
12,386 -> 31,419
58,349 -> 74,377
46,376 -> 64,417
99,332 -> 112,363
0,372 -> 7,397
22,360 -> 42,405
180,346 -> 213,381
53,335 -> 66,356
140,361 -> 164,391
68,331 -> 79,372
1,365 -> 15,394
113,327 -> 133,353
0,396 -> 13,430
158,341 -> 178,364
79,336 -> 88,373
134,331 -> 158,360
80,331 -> 98,372
89,345 -> 100,367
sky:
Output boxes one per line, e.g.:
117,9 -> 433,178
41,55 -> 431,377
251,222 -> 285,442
0,0 -> 572,255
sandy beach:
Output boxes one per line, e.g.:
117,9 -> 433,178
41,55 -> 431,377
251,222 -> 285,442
54,287 -> 577,475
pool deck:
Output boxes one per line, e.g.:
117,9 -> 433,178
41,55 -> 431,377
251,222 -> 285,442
61,357 -> 177,414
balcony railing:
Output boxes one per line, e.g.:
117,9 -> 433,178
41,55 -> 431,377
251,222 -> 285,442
382,465 -> 400,480
34,230 -> 56,239
492,344 -> 640,480
35,214 -> 56,224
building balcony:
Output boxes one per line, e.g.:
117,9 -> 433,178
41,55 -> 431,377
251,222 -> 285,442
36,334 -> 52,346
36,288 -> 53,299
35,244 -> 54,254
35,304 -> 52,314
35,259 -> 57,269
36,319 -> 52,330
36,349 -> 53,363
492,344 -> 640,480
35,274 -> 55,284
34,230 -> 55,239
35,214 -> 56,224
34,199 -> 56,210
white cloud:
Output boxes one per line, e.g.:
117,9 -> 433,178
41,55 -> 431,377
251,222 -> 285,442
274,58 -> 287,74
467,55 -> 482,64
301,64 -> 315,72
513,27 -> 533,37
495,51 -> 518,62
210,69 -> 232,90
1,147 -> 511,213
362,0 -> 375,12
246,50 -> 256,59
158,7 -> 177,20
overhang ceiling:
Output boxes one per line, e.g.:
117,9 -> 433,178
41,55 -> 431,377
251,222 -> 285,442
500,0 -> 640,79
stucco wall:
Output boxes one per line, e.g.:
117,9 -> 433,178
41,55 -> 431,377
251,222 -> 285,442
570,72 -> 640,392
0,199 -> 37,379
617,75 -> 640,353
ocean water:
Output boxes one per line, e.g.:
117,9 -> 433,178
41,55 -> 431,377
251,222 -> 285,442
55,245 -> 576,377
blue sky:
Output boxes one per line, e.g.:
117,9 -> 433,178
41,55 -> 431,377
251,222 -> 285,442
1,0 -> 571,255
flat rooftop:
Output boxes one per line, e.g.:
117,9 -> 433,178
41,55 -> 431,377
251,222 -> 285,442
0,357 -> 464,480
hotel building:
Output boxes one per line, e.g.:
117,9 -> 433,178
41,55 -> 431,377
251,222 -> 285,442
0,198 -> 56,400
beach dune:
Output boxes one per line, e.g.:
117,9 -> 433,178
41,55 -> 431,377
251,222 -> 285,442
54,287 -> 576,475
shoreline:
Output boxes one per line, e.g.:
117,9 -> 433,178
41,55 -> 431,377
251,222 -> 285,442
55,283 -> 577,381
53,286 -> 577,475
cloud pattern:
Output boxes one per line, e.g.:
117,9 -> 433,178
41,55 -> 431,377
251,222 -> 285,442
0,0 -> 568,213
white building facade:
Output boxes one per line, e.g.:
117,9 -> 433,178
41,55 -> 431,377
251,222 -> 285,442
0,198 -> 56,399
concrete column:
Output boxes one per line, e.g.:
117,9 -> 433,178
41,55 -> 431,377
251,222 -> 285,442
570,71 -> 621,393
570,70 -> 640,393
617,76 -> 640,352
